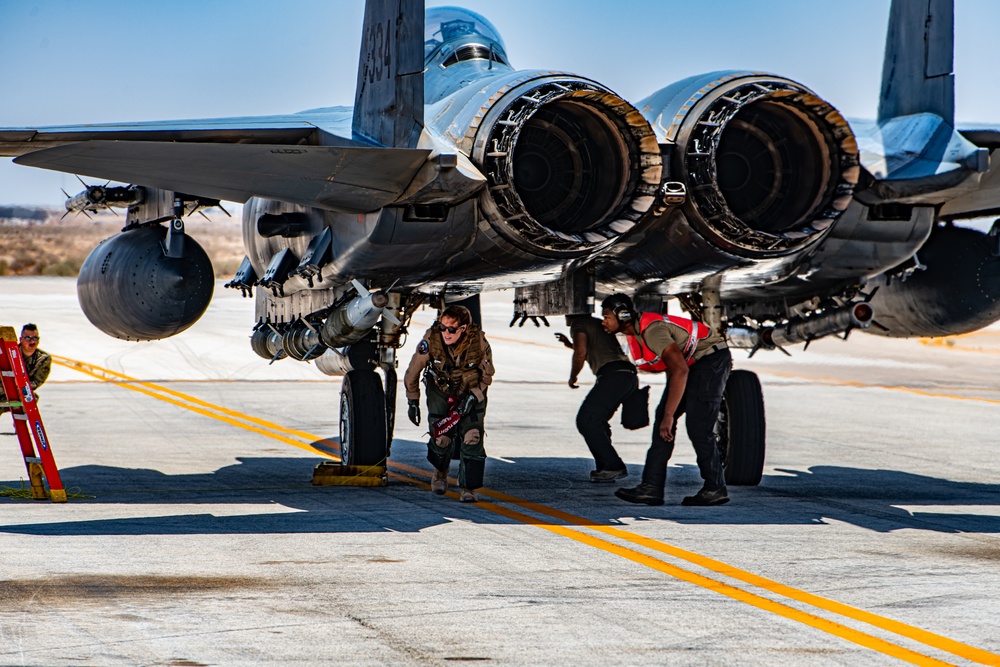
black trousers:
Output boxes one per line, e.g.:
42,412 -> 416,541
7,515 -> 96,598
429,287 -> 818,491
576,362 -> 637,471
641,348 -> 732,491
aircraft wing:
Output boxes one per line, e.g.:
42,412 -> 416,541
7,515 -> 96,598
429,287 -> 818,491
14,140 -> 430,213
0,108 -> 360,156
0,108 -> 431,212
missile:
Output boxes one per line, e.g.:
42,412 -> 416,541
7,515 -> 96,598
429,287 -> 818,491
315,348 -> 354,376
727,302 -> 874,354
321,280 -> 399,347
64,184 -> 143,216
250,326 -> 286,363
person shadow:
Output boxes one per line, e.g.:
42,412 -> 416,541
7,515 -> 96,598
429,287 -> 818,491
1,436 -> 997,536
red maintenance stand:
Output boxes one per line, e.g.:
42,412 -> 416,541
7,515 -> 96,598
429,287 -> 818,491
0,325 -> 66,502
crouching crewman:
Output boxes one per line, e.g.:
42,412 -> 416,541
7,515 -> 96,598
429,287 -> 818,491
403,305 -> 495,502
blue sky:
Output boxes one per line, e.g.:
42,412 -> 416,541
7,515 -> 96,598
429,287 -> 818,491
2,0 -> 998,206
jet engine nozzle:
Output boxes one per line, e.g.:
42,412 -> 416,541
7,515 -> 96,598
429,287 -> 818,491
77,225 -> 214,341
642,71 -> 859,258
473,76 -> 662,255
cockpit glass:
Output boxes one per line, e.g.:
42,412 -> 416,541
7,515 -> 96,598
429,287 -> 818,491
424,7 -> 507,62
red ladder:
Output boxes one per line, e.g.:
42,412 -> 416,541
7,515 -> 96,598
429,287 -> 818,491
1,326 -> 66,502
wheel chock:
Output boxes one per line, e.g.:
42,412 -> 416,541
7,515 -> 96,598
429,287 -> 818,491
312,462 -> 388,487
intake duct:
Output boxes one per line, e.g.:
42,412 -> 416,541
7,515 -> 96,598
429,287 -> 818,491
473,77 -> 661,255
641,71 -> 859,258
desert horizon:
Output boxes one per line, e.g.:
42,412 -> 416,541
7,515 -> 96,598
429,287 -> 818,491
0,205 -> 245,278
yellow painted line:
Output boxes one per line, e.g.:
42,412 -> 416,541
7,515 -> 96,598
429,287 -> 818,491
408,481 -> 954,666
460,482 -> 1000,667
53,356 -> 326,446
56,356 -> 999,664
919,329 -> 1000,352
918,342 -> 1000,355
52,356 -> 338,460
757,369 -> 1000,407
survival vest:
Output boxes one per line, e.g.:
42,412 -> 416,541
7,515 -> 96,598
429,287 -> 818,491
423,323 -> 485,396
626,312 -> 710,371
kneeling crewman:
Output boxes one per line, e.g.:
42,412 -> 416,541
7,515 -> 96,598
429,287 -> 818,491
404,305 -> 495,502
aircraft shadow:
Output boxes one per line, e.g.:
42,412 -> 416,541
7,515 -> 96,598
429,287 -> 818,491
0,438 -> 997,536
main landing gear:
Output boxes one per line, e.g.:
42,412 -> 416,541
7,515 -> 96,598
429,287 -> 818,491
339,369 -> 389,466
336,292 -> 408,468
717,369 -> 767,486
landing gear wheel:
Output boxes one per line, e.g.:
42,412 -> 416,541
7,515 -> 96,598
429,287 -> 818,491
339,369 -> 388,467
718,369 -> 766,486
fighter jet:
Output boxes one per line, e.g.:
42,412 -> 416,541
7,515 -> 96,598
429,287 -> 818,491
1,0 -> 998,485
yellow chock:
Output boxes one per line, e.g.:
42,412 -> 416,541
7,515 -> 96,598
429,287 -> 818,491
28,462 -> 48,500
312,462 -> 388,487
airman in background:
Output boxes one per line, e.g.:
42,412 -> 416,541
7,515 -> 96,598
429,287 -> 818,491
1,323 -> 51,414
556,314 -> 637,482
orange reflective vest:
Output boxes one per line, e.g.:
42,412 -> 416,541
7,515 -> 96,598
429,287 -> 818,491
626,312 -> 710,371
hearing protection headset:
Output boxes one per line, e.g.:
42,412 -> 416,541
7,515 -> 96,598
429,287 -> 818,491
601,294 -> 635,324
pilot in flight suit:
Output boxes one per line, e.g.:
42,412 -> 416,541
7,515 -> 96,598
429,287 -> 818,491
403,305 -> 495,503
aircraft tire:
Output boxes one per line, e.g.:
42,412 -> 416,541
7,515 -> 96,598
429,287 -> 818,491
719,369 -> 766,486
339,369 -> 388,467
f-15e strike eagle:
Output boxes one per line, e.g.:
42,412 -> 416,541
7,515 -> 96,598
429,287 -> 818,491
2,0 -> 998,484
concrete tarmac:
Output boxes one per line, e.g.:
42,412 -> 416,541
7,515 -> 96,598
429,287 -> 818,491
1,277 -> 999,666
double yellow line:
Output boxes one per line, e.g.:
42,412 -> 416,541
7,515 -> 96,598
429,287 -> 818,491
52,355 -> 1000,666
52,356 -> 332,457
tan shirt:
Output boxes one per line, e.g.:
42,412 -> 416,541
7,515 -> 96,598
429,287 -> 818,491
403,330 -> 495,401
640,319 -> 725,362
570,316 -> 630,374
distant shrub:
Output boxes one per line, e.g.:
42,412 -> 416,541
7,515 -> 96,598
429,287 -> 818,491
213,256 -> 245,276
40,258 -> 82,277
9,254 -> 36,273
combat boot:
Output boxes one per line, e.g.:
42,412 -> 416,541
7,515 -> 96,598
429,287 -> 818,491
590,468 -> 628,483
614,483 -> 664,506
459,488 -> 478,503
681,486 -> 729,506
431,469 -> 448,495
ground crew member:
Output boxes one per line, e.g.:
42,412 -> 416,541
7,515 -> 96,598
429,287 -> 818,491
1,323 -> 51,414
403,305 -> 495,503
600,294 -> 732,506
555,314 -> 637,482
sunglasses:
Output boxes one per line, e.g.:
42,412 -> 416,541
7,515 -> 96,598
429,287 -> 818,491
438,324 -> 466,335
22,336 -> 39,342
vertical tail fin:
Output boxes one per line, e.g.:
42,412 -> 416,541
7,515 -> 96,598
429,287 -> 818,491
353,0 -> 425,148
878,0 -> 954,124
